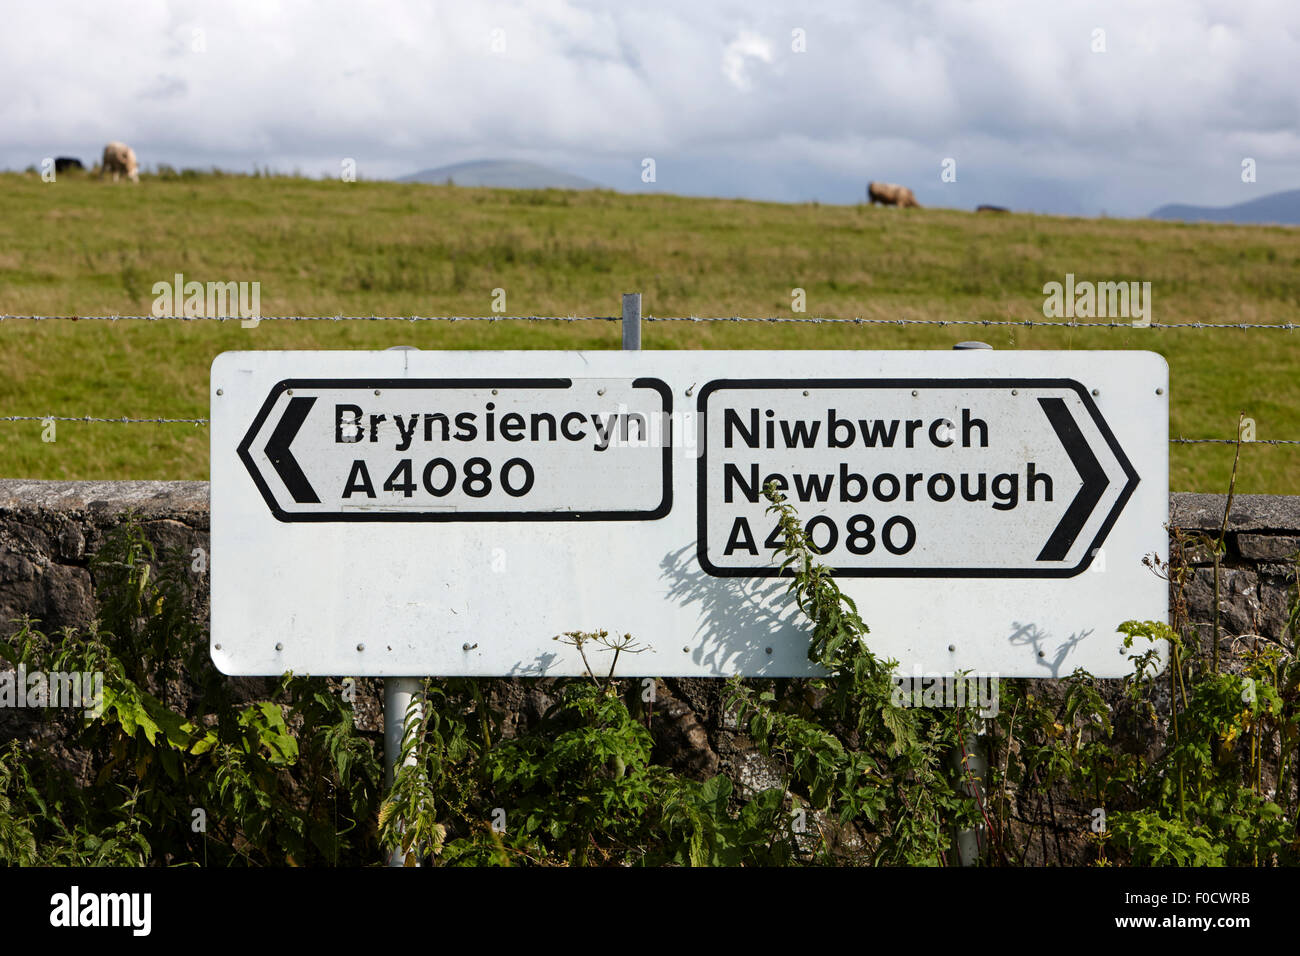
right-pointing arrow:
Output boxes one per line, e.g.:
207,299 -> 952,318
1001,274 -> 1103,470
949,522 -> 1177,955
1037,396 -> 1108,562
265,396 -> 320,504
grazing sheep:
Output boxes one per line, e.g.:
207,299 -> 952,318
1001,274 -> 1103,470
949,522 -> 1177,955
868,181 -> 920,208
101,142 -> 139,183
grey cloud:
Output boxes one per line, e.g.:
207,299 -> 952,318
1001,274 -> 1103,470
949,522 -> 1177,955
0,1 -> 1295,216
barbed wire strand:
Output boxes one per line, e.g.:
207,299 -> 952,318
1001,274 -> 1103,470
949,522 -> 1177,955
0,314 -> 1296,330
2,313 -> 1295,441
1170,438 -> 1300,445
0,415 -> 208,425
0,415 -> 1296,445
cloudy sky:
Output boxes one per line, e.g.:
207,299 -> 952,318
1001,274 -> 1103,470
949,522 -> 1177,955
4,1 -> 1297,216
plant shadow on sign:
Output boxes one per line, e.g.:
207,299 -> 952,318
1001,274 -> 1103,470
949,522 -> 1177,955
506,651 -> 560,676
1005,621 -> 1094,678
659,543 -> 799,673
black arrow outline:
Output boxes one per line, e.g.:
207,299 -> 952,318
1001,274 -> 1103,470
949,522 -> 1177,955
695,377 -> 1142,579
1036,397 -> 1106,561
265,396 -> 320,504
236,377 -> 673,523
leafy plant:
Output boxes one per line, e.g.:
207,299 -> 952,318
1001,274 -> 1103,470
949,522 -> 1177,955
0,518 -> 382,866
4,428 -> 1298,867
727,483 -> 982,865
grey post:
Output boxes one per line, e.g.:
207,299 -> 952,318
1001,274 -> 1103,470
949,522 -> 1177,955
622,293 -> 642,351
382,345 -> 426,866
952,339 -> 991,865
384,676 -> 423,866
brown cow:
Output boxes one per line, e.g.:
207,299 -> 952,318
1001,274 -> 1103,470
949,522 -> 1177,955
868,181 -> 920,208
101,142 -> 139,183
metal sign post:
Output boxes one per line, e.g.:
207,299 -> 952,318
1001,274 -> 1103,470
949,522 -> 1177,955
379,296 -> 642,865
378,345 -> 424,866
383,676 -> 422,866
951,341 -> 991,866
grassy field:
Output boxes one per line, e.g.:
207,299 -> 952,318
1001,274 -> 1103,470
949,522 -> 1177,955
0,169 -> 1297,492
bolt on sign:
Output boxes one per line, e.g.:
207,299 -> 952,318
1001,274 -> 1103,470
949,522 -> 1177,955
211,350 -> 1168,679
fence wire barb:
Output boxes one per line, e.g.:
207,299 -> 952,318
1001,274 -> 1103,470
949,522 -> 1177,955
0,314 -> 1296,331
1170,437 -> 1300,445
0,415 -> 208,425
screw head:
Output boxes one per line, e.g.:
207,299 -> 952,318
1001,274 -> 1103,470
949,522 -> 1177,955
356,643 -> 365,652
1156,388 -> 1164,395
374,389 -> 380,396
492,389 -> 498,395
1011,389 -> 1018,396
948,644 -> 956,652
765,647 -> 773,655
215,388 -> 223,396
275,642 -> 283,651
286,389 -> 293,396
214,643 -> 222,650
1092,388 -> 1100,396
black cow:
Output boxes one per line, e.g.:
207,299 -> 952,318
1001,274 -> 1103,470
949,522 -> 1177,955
54,157 -> 85,173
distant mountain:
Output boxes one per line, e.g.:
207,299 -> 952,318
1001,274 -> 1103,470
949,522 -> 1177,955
1149,189 -> 1300,226
398,159 -> 602,190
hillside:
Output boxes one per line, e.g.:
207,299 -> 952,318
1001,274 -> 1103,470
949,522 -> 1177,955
0,170 -> 1298,492
1150,188 -> 1300,226
398,159 -> 602,190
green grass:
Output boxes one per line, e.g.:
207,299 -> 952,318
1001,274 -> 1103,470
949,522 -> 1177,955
1,169 -> 1298,491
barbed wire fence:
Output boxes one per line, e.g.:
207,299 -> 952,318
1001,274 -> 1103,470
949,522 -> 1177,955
1,307 -> 1297,447
1,313 -> 1297,330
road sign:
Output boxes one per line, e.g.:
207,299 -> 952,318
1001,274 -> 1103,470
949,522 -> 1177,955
698,379 -> 1138,578
237,377 -> 671,521
211,350 -> 1168,679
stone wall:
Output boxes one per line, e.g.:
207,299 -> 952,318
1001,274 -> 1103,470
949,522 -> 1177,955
2,480 -> 1297,862
4,481 -> 1295,668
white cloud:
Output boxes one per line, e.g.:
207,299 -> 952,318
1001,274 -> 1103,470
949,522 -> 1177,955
0,0 -> 1296,214
721,30 -> 773,92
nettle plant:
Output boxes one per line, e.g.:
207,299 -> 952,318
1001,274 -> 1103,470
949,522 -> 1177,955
726,484 -> 982,863
0,522 -> 381,866
378,631 -> 799,866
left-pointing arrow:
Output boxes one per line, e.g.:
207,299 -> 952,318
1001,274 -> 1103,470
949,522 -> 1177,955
265,396 -> 320,503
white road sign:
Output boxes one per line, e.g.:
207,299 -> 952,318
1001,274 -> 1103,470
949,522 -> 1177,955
211,350 -> 1169,679
237,376 -> 671,520
698,379 -> 1137,577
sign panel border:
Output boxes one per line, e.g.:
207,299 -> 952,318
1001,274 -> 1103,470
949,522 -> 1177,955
237,376 -> 674,522
695,376 -> 1140,579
